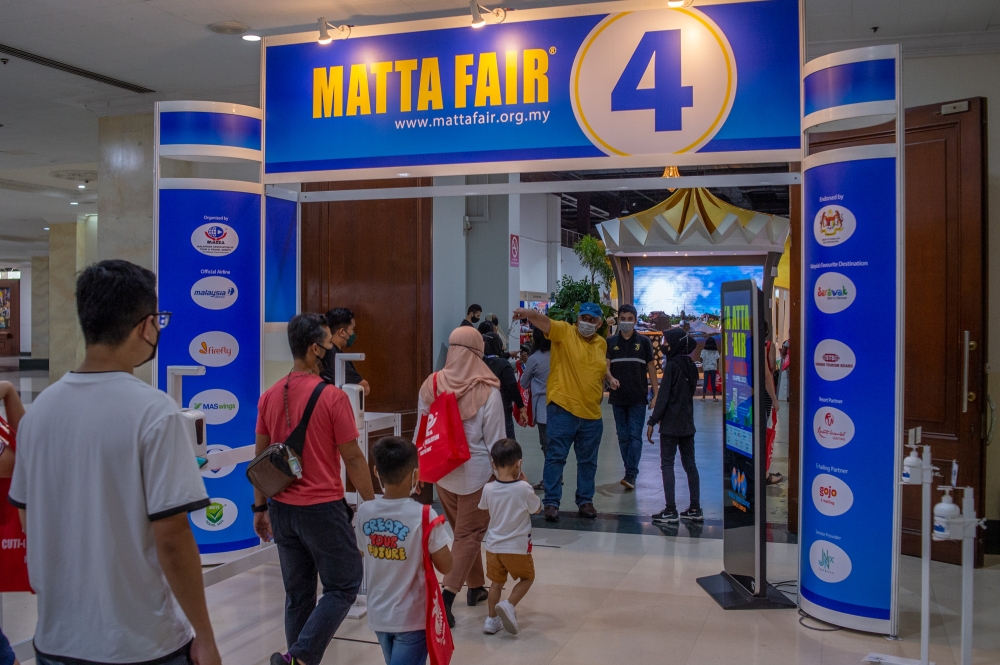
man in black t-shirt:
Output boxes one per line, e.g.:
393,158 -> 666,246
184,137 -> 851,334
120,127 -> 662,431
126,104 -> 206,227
321,307 -> 370,395
606,304 -> 658,490
460,303 -> 482,328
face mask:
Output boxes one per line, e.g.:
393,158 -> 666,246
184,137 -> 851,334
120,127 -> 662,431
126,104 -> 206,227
410,469 -> 421,497
471,315 -> 481,324
135,323 -> 159,368
316,343 -> 333,373
618,321 -> 635,334
346,332 -> 356,348
577,320 -> 598,337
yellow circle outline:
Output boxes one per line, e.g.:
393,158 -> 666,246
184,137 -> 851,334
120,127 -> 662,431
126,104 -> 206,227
572,8 -> 735,157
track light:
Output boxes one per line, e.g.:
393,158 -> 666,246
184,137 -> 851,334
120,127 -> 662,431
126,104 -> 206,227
317,17 -> 350,45
469,1 -> 506,29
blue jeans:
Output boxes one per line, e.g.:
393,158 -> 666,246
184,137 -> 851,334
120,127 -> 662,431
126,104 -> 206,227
544,403 -> 603,508
612,403 -> 646,480
0,629 -> 15,665
376,630 -> 428,665
36,641 -> 192,664
269,499 -> 362,665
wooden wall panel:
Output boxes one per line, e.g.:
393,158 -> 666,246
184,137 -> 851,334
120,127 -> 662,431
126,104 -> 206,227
301,179 -> 433,437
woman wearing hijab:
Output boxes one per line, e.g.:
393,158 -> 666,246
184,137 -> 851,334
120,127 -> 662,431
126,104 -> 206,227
482,332 -> 526,439
416,327 -> 505,628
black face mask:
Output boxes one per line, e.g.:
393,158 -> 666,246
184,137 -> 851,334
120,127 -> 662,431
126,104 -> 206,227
318,343 -> 335,373
136,324 -> 159,368
471,315 -> 481,324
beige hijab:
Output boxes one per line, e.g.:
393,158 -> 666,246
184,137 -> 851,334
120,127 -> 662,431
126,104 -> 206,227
419,326 -> 500,420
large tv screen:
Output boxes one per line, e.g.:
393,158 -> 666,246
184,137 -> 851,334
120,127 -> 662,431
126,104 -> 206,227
633,265 -> 764,328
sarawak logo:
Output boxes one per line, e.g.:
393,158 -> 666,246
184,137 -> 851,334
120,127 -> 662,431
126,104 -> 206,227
362,517 -> 411,560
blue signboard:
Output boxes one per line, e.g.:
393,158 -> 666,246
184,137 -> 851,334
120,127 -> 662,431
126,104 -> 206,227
263,0 -> 799,179
265,195 -> 298,322
157,187 -> 262,553
800,152 -> 897,626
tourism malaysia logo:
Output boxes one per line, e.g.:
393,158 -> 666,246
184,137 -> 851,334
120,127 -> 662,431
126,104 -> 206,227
189,331 -> 240,368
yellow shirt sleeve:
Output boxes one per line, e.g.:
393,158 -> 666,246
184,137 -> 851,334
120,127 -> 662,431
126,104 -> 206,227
546,319 -> 571,342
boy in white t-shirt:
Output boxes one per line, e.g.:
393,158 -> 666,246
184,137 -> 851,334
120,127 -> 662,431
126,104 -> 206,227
478,439 -> 542,635
356,437 -> 454,665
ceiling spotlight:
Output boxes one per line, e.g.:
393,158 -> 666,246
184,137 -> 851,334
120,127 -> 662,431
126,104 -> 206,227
469,1 -> 506,28
78,184 -> 86,189
43,227 -> 49,231
667,0 -> 695,8
242,34 -> 261,42
70,201 -> 79,205
317,17 -> 350,45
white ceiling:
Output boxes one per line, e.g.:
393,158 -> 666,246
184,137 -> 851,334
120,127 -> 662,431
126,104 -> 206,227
0,0 -> 997,262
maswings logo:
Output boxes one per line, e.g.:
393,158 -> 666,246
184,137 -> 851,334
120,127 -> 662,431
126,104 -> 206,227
191,276 -> 238,310
189,389 -> 240,425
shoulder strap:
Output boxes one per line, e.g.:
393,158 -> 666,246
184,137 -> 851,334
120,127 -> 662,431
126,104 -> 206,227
422,504 -> 446,549
284,381 -> 329,456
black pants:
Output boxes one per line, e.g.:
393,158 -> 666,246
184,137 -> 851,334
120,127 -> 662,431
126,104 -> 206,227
504,407 -> 516,440
269,499 -> 362,665
660,435 -> 700,512
537,422 -> 548,454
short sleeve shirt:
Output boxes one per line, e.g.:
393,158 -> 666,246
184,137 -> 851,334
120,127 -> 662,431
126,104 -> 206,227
545,320 -> 607,420
478,480 -> 541,554
355,497 -> 453,633
256,373 -> 359,505
8,372 -> 209,663
606,332 -> 654,406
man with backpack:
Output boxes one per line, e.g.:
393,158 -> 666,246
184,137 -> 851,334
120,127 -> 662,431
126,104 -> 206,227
253,313 -> 375,665
646,328 -> 702,525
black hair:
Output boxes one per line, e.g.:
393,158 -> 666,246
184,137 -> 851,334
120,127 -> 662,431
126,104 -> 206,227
531,326 -> 551,354
490,438 -> 522,469
372,436 -> 418,485
326,307 -> 354,333
287,313 -> 328,359
76,260 -> 158,347
519,344 -> 531,356
467,303 -> 482,316
619,303 -> 638,318
483,332 -> 505,357
703,336 -> 718,351
477,320 -> 495,334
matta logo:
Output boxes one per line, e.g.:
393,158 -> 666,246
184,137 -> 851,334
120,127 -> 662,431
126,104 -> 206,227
189,331 -> 240,368
814,272 -> 857,314
809,540 -> 851,583
572,8 -> 736,157
189,389 -> 240,425
191,276 -> 239,310
811,473 -> 853,516
813,406 -> 854,449
191,223 -> 239,257
813,205 -> 856,247
813,339 -> 856,381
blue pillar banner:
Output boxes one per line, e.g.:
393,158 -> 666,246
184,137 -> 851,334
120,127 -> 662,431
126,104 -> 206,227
800,151 -> 897,629
265,195 -> 298,322
157,188 -> 262,554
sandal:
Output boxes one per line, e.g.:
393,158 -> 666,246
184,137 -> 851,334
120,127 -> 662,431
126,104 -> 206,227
766,472 -> 784,485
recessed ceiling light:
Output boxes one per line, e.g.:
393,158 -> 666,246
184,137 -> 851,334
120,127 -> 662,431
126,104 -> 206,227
78,184 -> 85,189
208,21 -> 250,36
242,34 -> 261,42
70,202 -> 79,205
43,227 -> 49,231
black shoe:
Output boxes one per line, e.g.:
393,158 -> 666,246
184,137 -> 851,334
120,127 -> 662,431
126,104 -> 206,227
620,476 -> 636,490
578,503 -> 597,519
679,507 -> 704,522
270,654 -> 292,665
467,586 -> 489,607
652,509 -> 679,524
544,505 -> 560,522
532,481 -> 545,491
442,589 -> 456,628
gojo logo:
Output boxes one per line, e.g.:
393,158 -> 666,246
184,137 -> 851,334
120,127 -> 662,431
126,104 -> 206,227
813,407 -> 854,449
812,473 -> 853,516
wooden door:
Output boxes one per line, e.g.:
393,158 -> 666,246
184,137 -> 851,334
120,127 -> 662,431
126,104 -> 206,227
0,280 -> 20,357
807,99 -> 989,566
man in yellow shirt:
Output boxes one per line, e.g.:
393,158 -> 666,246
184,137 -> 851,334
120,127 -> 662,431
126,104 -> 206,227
512,302 -> 611,521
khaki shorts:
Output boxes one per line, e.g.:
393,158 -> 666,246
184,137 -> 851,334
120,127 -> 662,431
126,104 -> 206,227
486,551 -> 535,584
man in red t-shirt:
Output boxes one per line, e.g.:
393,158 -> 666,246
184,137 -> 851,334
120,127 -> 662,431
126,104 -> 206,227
253,313 -> 375,665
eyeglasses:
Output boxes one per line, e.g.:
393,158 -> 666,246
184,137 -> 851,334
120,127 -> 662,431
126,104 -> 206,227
135,311 -> 172,329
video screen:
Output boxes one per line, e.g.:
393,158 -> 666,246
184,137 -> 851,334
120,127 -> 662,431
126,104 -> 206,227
633,265 -> 764,328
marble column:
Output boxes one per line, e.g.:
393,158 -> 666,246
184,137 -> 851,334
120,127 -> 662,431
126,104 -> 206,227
30,256 -> 49,361
48,222 -> 87,382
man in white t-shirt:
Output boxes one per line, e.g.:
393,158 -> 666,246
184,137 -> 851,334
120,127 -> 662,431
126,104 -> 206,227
8,260 -> 221,665
355,437 -> 453,665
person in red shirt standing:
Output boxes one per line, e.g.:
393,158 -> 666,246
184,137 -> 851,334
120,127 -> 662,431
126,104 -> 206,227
253,313 -> 375,665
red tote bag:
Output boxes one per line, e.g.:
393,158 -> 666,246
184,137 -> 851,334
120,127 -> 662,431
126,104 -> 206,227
416,374 -> 471,484
512,363 -> 534,428
423,505 -> 454,665
0,415 -> 31,593
765,406 -> 778,472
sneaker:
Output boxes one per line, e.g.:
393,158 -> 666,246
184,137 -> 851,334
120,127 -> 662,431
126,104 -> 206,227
467,586 -> 489,607
495,599 -> 519,635
442,589 -> 456,628
270,654 -> 293,665
679,507 -> 704,522
578,503 -> 598,519
544,505 -> 560,522
620,476 -> 635,490
652,509 -> 679,524
483,615 -> 503,634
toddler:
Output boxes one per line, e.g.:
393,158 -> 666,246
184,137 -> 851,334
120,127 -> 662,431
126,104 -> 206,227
356,437 -> 454,665
478,439 -> 541,635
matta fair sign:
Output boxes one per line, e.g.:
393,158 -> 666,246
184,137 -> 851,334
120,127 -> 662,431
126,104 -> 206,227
263,0 -> 800,181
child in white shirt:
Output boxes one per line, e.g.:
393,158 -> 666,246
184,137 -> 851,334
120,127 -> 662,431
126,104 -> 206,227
356,437 -> 454,665
478,438 -> 541,635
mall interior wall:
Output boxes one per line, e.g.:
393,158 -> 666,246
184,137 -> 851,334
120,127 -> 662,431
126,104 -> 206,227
31,257 -> 48,362
900,51 -> 1000,522
432,176 -> 467,370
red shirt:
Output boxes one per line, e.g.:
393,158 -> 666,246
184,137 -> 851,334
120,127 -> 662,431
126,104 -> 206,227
256,373 -> 359,505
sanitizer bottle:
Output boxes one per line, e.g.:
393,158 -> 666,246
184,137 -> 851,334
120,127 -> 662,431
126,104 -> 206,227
902,444 -> 922,484
933,487 -> 961,541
